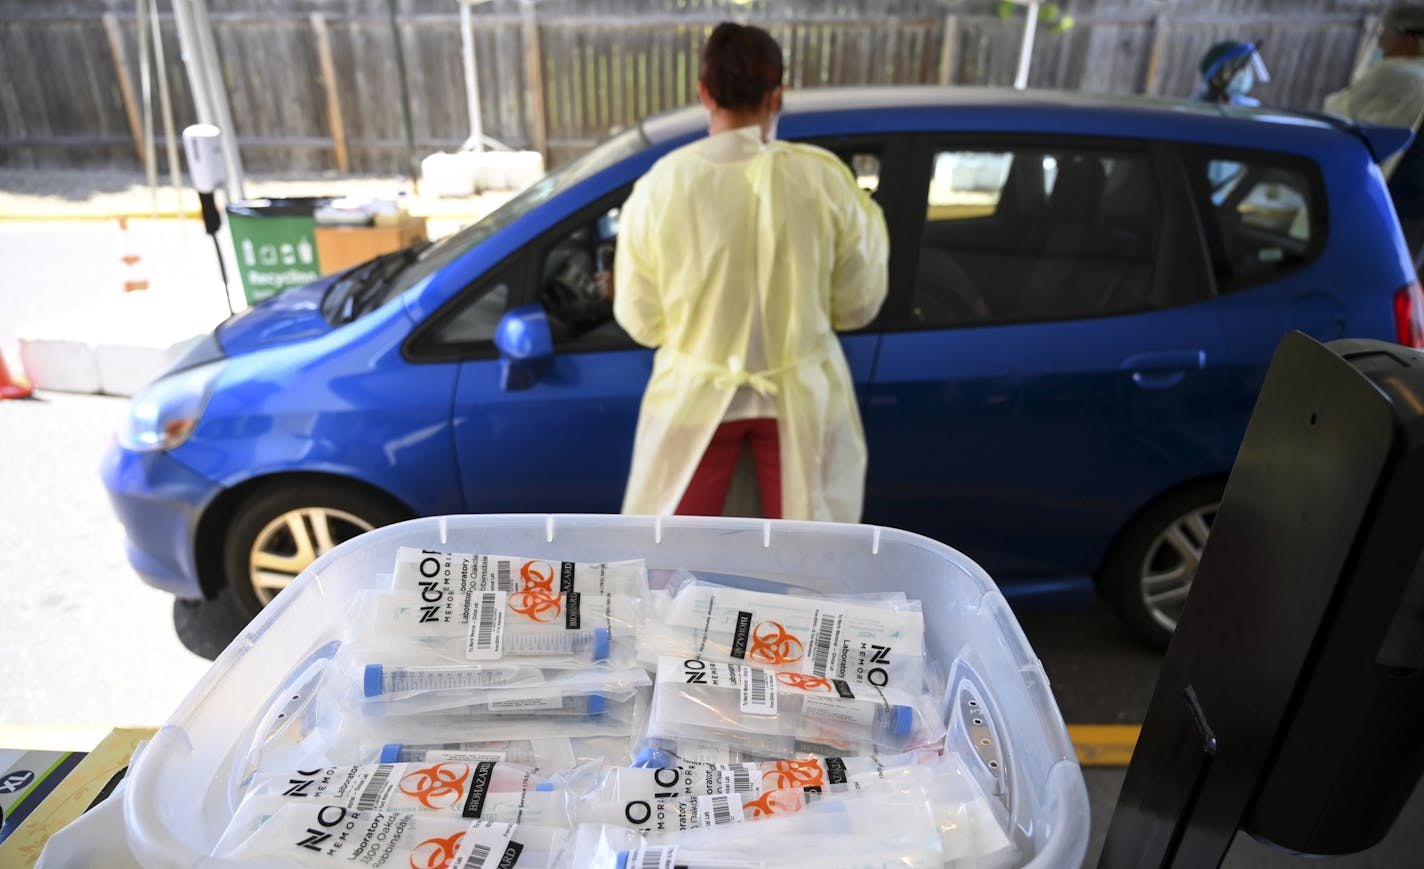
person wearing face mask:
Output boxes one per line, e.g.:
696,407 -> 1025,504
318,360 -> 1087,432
1195,40 -> 1270,106
1325,5 -> 1424,268
612,22 -> 889,522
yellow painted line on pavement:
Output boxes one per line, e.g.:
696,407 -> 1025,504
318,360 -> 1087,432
1069,724 -> 1141,767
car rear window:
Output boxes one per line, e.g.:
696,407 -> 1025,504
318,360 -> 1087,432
1190,151 -> 1325,291
912,145 -> 1163,326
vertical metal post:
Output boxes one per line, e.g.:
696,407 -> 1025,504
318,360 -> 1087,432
1013,0 -> 1040,90
136,0 -> 158,217
386,0 -> 420,190
150,0 -> 185,204
461,0 -> 484,151
172,0 -> 245,201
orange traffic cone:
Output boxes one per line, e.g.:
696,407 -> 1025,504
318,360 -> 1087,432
0,347 -> 33,400
118,216 -> 149,292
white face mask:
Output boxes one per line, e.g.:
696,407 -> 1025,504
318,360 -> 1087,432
766,112 -> 780,142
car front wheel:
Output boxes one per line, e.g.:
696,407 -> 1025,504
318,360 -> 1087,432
222,482 -> 410,621
1099,481 -> 1224,651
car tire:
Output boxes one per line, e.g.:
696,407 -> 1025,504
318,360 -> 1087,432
1098,480 -> 1225,651
222,481 -> 410,622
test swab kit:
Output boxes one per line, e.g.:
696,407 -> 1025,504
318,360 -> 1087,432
120,516 -> 1089,867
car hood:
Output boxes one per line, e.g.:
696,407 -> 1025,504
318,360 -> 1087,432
216,274 -> 338,354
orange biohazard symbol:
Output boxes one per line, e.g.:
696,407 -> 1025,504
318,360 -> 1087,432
741,788 -> 806,818
410,831 -> 465,869
776,672 -> 833,693
747,620 -> 804,666
761,759 -> 826,790
520,560 -> 557,595
509,588 -> 563,622
399,762 -> 468,810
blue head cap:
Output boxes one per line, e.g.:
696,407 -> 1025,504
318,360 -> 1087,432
894,705 -> 915,737
363,664 -> 383,698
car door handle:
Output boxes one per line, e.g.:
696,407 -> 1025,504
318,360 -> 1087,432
1121,350 -> 1206,390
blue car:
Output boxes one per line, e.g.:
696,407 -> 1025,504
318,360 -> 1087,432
102,87 -> 1421,649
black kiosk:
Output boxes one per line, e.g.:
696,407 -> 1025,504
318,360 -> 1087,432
1101,333 -> 1424,867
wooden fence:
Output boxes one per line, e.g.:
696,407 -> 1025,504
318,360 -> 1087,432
0,0 -> 1385,175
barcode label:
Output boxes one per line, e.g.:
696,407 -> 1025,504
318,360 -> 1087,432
720,763 -> 761,795
454,821 -> 519,869
807,610 -> 841,678
696,792 -> 745,827
465,591 -> 507,660
629,846 -> 678,869
354,764 -> 394,811
495,561 -> 513,592
738,666 -> 777,716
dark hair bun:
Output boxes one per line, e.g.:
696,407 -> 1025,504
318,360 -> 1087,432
701,22 -> 784,111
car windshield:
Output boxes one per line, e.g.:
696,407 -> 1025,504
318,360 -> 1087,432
321,126 -> 649,325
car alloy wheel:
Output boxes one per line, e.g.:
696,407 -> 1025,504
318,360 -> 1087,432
248,507 -> 375,605
1137,503 -> 1217,635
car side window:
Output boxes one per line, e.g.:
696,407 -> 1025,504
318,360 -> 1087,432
912,146 -> 1162,327
539,202 -> 634,350
1194,155 -> 1322,289
428,279 -> 510,347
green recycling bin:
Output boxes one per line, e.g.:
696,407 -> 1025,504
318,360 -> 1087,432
226,197 -> 332,304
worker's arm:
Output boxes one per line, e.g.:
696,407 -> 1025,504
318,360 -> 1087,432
613,178 -> 665,348
828,163 -> 890,332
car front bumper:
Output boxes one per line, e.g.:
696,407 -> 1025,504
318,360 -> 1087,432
100,437 -> 221,599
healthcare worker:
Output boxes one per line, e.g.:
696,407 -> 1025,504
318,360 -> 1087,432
1194,40 -> 1270,106
1325,5 -> 1424,268
613,22 -> 889,522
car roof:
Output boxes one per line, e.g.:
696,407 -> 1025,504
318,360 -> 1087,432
639,85 -> 1355,149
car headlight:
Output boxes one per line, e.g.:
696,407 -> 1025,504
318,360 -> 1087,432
117,360 -> 225,452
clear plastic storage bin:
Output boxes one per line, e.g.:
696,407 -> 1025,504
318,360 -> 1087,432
123,515 -> 1089,868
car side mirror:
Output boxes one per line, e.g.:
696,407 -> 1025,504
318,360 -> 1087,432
494,304 -> 555,391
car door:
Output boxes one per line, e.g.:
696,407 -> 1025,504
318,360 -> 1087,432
1181,146 -> 1339,423
862,136 -> 1233,588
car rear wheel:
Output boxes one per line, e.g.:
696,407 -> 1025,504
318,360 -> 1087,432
222,482 -> 410,621
1099,481 -> 1224,651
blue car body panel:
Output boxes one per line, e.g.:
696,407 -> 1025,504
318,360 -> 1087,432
99,88 -> 1418,605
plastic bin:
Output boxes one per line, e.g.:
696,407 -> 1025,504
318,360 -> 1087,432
225,197 -> 331,305
121,515 -> 1089,868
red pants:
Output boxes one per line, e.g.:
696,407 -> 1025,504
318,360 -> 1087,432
676,418 -> 782,519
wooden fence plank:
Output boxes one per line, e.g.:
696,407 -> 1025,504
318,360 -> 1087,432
522,0 -> 548,159
101,12 -> 146,168
310,13 -> 348,173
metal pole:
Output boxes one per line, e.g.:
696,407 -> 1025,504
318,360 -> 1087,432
170,0 -> 214,125
1013,0 -> 1040,90
189,0 -> 245,201
387,0 -> 420,189
460,0 -> 484,151
150,0 -> 186,209
136,0 -> 159,218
